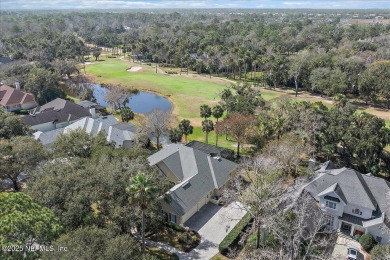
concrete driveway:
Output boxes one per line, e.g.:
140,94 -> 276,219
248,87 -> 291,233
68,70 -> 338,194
332,234 -> 367,260
184,202 -> 247,260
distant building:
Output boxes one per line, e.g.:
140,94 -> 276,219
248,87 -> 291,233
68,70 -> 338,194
0,83 -> 38,112
23,98 -> 91,132
34,115 -> 139,148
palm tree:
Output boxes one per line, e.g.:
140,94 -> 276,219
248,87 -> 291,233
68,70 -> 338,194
273,116 -> 285,143
126,172 -> 157,254
120,105 -> 134,122
178,119 -> 193,144
200,104 -> 211,119
212,105 -> 224,146
202,119 -> 214,144
169,128 -> 183,143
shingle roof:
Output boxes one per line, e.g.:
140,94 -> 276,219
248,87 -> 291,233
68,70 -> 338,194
186,140 -> 235,160
76,100 -> 105,110
23,98 -> 91,126
108,122 -> 138,147
33,128 -> 65,146
340,213 -> 364,226
316,160 -> 336,171
305,164 -> 389,213
0,85 -> 36,107
148,143 -> 238,216
33,115 -> 139,148
64,115 -> 118,136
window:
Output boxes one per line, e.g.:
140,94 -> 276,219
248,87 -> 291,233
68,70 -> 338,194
352,209 -> 362,215
168,213 -> 177,224
325,200 -> 336,209
157,209 -> 164,217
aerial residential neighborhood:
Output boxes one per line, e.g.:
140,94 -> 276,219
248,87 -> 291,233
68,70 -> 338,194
1,1 -> 390,260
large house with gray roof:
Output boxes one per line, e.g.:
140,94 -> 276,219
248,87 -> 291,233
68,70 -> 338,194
148,143 -> 238,225
34,115 -> 139,148
23,98 -> 92,132
304,161 -> 390,245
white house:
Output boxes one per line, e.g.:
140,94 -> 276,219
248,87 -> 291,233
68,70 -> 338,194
304,161 -> 390,245
34,115 -> 139,148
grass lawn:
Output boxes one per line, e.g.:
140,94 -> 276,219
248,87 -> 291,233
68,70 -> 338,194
188,126 -> 237,151
85,58 -> 227,123
85,58 -> 390,154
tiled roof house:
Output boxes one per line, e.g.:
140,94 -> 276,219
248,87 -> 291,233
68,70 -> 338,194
0,84 -> 38,112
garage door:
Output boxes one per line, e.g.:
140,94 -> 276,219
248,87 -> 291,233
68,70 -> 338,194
197,195 -> 208,211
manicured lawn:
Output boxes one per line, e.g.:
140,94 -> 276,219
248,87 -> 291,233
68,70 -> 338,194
86,58 -> 227,122
188,126 -> 238,151
85,58 -> 390,154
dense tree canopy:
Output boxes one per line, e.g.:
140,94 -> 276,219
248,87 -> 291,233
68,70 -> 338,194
42,226 -> 152,260
1,10 -> 389,105
26,147 -> 160,233
24,67 -> 65,105
0,192 -> 62,259
0,111 -> 29,139
0,136 -> 46,190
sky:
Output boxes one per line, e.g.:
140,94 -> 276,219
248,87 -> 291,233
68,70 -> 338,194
1,0 -> 389,10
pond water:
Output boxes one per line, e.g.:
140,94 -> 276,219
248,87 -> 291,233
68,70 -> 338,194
91,83 -> 172,114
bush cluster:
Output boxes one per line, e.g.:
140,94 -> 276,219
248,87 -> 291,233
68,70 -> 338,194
218,213 -> 252,255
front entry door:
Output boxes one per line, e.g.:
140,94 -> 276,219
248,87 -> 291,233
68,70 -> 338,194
342,222 -> 352,235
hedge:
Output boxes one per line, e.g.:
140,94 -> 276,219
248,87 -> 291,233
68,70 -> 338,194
219,212 -> 252,255
359,233 -> 376,251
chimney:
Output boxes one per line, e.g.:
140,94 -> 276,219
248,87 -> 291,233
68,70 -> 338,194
89,107 -> 96,118
15,82 -> 21,90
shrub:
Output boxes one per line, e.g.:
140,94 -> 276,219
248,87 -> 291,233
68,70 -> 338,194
370,244 -> 390,258
14,109 -> 30,115
359,233 -> 376,251
178,232 -> 193,245
218,213 -> 252,255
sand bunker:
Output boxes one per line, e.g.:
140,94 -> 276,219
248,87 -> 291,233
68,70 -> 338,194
84,62 -> 94,65
127,67 -> 142,72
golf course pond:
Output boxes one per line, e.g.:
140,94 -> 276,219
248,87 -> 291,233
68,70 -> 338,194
91,83 -> 172,114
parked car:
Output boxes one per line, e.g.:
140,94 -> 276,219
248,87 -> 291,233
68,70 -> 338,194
347,246 -> 364,260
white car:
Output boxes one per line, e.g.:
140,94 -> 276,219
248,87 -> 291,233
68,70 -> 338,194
347,246 -> 363,260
